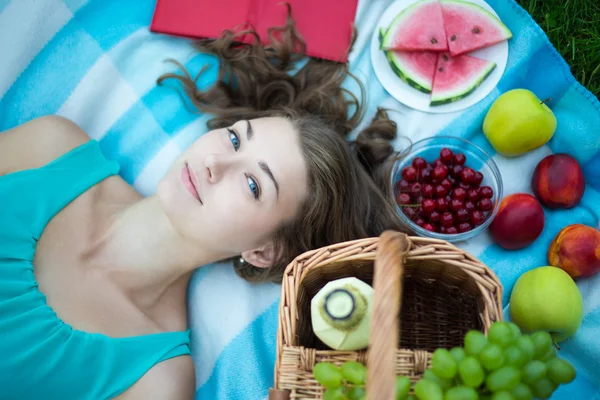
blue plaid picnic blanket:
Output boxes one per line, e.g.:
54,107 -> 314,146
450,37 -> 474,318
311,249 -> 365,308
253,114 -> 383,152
1,0 -> 599,399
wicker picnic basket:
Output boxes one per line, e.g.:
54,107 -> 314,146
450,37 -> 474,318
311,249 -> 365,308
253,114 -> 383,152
268,231 -> 503,400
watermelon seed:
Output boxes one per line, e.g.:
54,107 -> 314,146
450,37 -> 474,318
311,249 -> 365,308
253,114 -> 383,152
472,27 -> 481,34
438,67 -> 444,72
451,35 -> 457,41
443,54 -> 449,61
431,38 -> 438,44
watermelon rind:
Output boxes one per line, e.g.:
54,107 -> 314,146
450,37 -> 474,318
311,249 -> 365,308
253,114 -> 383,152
381,0 -> 448,52
441,0 -> 512,55
379,28 -> 433,94
430,61 -> 496,106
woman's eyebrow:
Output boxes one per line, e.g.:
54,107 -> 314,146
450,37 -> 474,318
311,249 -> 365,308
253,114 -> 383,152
245,120 -> 254,140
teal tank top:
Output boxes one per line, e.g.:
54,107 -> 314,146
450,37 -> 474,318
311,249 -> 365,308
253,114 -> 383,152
0,140 -> 191,399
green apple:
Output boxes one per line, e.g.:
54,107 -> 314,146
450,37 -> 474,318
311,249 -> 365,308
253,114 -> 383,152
483,89 -> 557,157
510,266 -> 583,343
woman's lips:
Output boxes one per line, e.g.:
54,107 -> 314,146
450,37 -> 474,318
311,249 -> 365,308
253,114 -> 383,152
182,163 -> 202,204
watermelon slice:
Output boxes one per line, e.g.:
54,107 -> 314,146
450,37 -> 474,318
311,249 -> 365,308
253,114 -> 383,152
379,28 -> 438,94
430,52 -> 496,106
441,0 -> 513,56
381,0 -> 448,52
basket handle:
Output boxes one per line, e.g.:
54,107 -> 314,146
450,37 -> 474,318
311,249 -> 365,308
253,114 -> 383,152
366,231 -> 411,400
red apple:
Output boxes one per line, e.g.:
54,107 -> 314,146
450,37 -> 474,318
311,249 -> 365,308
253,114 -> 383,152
489,193 -> 545,250
531,154 -> 585,209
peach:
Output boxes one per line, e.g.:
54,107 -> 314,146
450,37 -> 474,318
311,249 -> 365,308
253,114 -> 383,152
489,193 -> 545,250
548,224 -> 600,279
531,154 -> 585,209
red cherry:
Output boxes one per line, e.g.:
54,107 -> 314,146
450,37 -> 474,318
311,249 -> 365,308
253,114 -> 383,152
467,188 -> 479,202
433,166 -> 448,181
440,212 -> 455,227
473,171 -> 484,186
445,195 -> 452,204
447,175 -> 456,185
453,187 -> 467,201
435,185 -> 448,198
435,197 -> 448,212
422,184 -> 434,198
433,159 -> 445,168
451,165 -> 463,178
412,157 -> 427,170
459,182 -> 471,191
465,200 -> 476,212
410,182 -> 422,198
403,207 -> 418,219
453,153 -> 466,165
415,217 -> 425,226
479,186 -> 494,198
430,210 -> 441,223
460,167 -> 476,184
456,208 -> 470,222
478,198 -> 493,211
458,222 -> 472,233
396,180 -> 410,192
441,178 -> 453,192
421,198 -> 436,214
397,193 -> 412,205
440,148 -> 454,164
450,198 -> 464,212
419,168 -> 432,183
439,226 -> 447,234
471,210 -> 485,225
446,226 -> 458,234
402,166 -> 418,182
422,223 -> 436,232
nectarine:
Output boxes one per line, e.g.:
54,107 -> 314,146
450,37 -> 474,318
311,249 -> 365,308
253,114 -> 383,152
531,154 -> 585,209
489,193 -> 545,250
548,224 -> 600,279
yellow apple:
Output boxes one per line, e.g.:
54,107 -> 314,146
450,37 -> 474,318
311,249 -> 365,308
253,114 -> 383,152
483,89 -> 557,157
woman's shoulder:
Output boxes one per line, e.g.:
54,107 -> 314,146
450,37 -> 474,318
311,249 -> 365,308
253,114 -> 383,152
0,115 -> 91,176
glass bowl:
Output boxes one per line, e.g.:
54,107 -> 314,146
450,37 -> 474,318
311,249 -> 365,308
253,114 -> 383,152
390,136 -> 503,243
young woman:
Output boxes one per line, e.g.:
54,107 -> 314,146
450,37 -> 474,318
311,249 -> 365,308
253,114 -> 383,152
0,12 -> 406,400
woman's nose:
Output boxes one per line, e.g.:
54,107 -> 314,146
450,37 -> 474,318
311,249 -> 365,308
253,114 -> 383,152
204,154 -> 235,183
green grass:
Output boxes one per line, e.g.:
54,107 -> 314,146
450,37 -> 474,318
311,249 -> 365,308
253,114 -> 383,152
516,0 -> 600,97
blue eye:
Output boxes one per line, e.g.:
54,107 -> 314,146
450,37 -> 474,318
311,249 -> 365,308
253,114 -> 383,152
246,175 -> 260,200
228,128 -> 240,151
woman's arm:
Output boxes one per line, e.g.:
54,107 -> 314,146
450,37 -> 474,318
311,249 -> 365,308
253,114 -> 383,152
0,115 -> 90,176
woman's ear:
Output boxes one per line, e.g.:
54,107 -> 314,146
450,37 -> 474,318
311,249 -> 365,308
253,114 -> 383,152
241,243 -> 275,269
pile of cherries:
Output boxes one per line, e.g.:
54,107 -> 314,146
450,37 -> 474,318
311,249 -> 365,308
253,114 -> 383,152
395,148 -> 495,234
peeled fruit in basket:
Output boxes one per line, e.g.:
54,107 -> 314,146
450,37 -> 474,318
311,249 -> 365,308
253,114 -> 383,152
531,154 -> 586,209
483,89 -> 557,157
489,194 -> 545,250
510,266 -> 583,343
548,224 -> 600,279
310,277 -> 373,351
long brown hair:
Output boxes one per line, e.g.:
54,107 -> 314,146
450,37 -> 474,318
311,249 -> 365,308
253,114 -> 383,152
158,4 -> 409,282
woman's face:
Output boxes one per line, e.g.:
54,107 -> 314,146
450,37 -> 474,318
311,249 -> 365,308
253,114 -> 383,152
157,117 -> 308,265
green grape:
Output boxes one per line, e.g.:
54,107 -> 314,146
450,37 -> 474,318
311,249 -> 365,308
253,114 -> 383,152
323,387 -> 347,400
444,386 -> 478,400
314,362 -> 343,389
516,336 -> 535,362
491,391 -> 514,400
450,347 -> 466,363
488,322 -> 513,347
530,377 -> 557,399
423,369 -> 453,390
485,366 -> 521,392
396,376 -> 412,400
507,322 -> 522,339
510,383 -> 533,400
465,330 -> 488,356
504,345 -> 527,368
547,358 -> 576,384
414,379 -> 443,400
531,331 -> 552,359
538,345 -> 557,362
479,344 -> 505,371
347,386 -> 366,400
521,360 -> 547,385
432,349 -> 458,380
458,357 -> 484,388
342,361 -> 367,385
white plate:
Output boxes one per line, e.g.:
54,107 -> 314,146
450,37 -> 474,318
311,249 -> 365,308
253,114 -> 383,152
370,0 -> 509,114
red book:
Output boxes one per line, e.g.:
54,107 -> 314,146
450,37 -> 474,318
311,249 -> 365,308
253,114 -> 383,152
150,0 -> 359,62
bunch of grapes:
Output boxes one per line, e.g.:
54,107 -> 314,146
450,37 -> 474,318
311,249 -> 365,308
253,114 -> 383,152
312,321 -> 576,400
